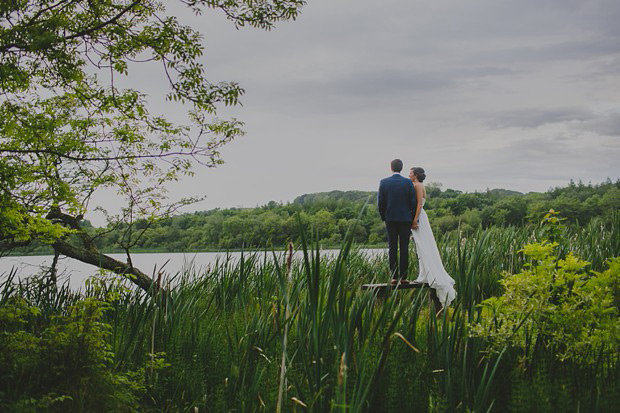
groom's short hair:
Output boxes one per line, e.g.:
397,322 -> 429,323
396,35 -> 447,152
390,159 -> 403,173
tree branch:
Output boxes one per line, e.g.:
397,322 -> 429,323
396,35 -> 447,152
53,237 -> 158,293
64,0 -> 143,42
46,208 -> 160,294
0,147 -> 216,163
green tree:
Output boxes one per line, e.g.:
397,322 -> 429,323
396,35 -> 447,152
313,209 -> 336,240
0,0 -> 305,291
600,187 -> 620,214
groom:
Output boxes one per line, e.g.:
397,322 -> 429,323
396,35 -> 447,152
378,159 -> 417,284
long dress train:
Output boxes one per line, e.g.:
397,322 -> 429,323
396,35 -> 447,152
411,199 -> 457,306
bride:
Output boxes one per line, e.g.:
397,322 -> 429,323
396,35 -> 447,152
408,167 -> 457,307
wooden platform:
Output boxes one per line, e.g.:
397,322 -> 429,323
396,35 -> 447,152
361,281 -> 428,291
361,282 -> 442,312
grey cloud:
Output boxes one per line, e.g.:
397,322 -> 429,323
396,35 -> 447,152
578,0 -> 620,37
253,64 -> 516,116
470,36 -> 620,70
579,113 -> 620,136
407,0 -> 620,68
588,56 -> 620,77
520,37 -> 619,62
325,65 -> 516,100
457,67 -> 516,77
487,109 -> 620,137
319,69 -> 454,98
470,133 -> 619,182
488,108 -> 596,129
503,135 -> 579,158
244,69 -> 454,116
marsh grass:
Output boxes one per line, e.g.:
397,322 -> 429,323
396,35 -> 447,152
1,213 -> 618,411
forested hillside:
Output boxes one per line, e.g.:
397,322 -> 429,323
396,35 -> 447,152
16,180 -> 620,253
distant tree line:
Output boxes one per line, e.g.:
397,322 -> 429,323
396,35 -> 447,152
15,180 -> 620,253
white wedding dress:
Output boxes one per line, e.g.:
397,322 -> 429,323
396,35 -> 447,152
411,199 -> 457,307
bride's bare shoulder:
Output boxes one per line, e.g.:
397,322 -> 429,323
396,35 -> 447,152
415,182 -> 426,197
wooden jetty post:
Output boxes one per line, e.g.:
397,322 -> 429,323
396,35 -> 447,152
361,282 -> 443,314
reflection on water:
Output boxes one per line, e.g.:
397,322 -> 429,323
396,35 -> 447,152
1,249 -> 387,290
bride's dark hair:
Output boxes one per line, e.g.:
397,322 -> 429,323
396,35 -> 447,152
412,167 -> 426,182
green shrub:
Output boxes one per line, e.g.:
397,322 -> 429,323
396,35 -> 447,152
471,241 -> 619,365
0,295 -> 144,412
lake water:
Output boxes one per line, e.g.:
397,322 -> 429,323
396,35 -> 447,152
0,249 -> 388,290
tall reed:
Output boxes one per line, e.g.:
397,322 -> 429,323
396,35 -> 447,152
1,212 -> 618,411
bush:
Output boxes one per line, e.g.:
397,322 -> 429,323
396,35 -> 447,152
0,295 -> 144,411
471,241 -> 620,364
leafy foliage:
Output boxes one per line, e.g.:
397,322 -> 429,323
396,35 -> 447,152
0,295 -> 145,411
472,242 -> 620,364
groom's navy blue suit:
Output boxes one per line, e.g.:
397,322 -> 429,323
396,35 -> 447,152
378,174 -> 417,280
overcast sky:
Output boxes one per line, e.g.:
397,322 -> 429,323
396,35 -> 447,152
93,0 -> 620,221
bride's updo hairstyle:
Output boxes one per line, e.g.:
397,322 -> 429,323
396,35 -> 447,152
412,167 -> 426,182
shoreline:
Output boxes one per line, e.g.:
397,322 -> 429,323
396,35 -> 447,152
3,244 -> 389,257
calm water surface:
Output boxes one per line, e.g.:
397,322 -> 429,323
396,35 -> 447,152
1,249 -> 388,290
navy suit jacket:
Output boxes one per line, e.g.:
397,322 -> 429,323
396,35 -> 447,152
378,174 -> 417,222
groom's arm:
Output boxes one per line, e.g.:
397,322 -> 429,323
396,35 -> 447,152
408,181 -> 417,221
378,181 -> 386,221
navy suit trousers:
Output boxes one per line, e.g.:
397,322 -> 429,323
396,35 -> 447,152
385,221 -> 411,279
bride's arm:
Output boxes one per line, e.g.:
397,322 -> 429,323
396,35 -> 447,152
412,183 -> 424,229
